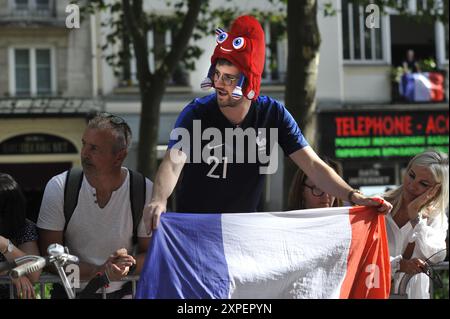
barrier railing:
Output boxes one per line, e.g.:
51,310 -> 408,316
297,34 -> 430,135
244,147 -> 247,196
0,273 -> 140,299
389,261 -> 449,299
2,262 -> 448,299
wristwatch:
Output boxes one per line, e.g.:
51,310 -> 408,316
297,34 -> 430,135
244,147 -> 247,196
348,189 -> 363,206
1,239 -> 14,255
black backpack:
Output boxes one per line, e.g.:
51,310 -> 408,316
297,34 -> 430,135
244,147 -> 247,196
63,168 -> 146,245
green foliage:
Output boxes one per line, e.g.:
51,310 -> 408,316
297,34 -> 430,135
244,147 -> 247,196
391,66 -> 404,83
419,57 -> 438,72
72,0 -> 288,84
433,270 -> 449,299
323,2 -> 337,17
73,0 -> 213,81
34,282 -> 52,299
74,0 -> 447,82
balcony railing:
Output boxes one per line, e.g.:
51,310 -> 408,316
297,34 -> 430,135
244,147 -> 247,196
0,274 -> 140,299
0,1 -> 63,25
11,4 -> 53,17
389,261 -> 449,299
0,97 -> 104,115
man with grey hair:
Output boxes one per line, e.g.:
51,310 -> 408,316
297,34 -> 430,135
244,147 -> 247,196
37,112 -> 153,298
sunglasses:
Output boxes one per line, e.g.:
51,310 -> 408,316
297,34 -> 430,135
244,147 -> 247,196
302,183 -> 325,197
96,112 -> 131,145
97,112 -> 126,125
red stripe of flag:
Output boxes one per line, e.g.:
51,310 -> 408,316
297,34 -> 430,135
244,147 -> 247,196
340,206 -> 391,299
428,72 -> 444,102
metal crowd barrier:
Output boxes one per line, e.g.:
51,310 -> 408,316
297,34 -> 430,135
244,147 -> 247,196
2,262 -> 449,299
390,261 -> 449,299
429,261 -> 449,298
0,273 -> 140,299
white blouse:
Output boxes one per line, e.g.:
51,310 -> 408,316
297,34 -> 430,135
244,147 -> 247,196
385,212 -> 448,299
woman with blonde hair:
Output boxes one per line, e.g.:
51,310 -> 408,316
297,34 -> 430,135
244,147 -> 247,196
384,150 -> 448,298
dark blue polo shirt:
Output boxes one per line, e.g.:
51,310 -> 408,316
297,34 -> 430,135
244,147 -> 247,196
168,93 -> 308,213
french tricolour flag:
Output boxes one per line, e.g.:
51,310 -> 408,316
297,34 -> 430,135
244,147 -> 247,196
136,206 -> 390,299
400,72 -> 444,102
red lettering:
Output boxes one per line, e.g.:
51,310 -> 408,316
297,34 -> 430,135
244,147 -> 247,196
384,117 -> 394,135
393,116 -> 404,135
435,115 -> 449,134
375,116 -> 413,136
357,117 -> 366,136
364,117 -> 371,135
336,117 -> 354,136
373,117 -> 383,135
336,117 -> 344,136
343,117 -> 352,136
426,116 -> 435,134
390,116 -> 413,135
393,117 -> 402,134
404,116 -> 413,135
365,117 -> 376,135
336,114 -> 431,136
424,115 -> 449,134
349,117 -> 357,136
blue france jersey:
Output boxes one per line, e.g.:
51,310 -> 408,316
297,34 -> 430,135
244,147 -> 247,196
168,94 -> 308,213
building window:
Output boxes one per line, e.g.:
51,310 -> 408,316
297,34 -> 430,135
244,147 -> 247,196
13,0 -> 49,9
12,0 -> 51,16
128,27 -> 189,86
14,0 -> 29,11
35,0 -> 49,11
10,48 -> 54,96
14,49 -> 31,96
342,0 -> 385,62
36,49 -> 52,95
262,20 -> 287,83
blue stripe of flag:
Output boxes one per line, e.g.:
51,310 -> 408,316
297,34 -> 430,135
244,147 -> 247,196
136,212 -> 231,299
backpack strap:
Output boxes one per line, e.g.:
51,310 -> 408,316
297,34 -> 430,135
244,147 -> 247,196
63,168 -> 146,246
63,168 -> 83,233
129,169 -> 146,246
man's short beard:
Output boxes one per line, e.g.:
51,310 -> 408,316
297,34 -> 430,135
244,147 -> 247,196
217,96 -> 241,108
81,159 -> 95,171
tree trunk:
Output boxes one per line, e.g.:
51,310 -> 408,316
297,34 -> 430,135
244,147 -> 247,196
122,0 -> 202,179
138,79 -> 165,179
121,16 -> 132,84
283,0 -> 321,208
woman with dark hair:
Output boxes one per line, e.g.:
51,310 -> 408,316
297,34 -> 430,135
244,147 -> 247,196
288,157 -> 344,210
0,173 -> 40,299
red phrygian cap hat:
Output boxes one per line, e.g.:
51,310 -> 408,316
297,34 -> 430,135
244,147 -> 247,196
200,15 -> 265,100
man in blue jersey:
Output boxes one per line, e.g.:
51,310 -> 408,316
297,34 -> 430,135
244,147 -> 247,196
144,15 -> 392,233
